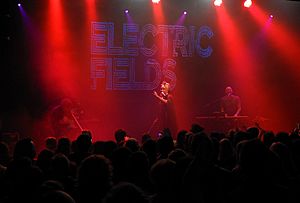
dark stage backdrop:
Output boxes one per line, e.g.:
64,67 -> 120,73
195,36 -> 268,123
1,0 -> 300,143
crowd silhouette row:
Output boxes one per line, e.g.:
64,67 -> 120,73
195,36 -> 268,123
1,124 -> 300,203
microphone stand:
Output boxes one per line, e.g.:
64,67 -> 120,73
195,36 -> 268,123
71,110 -> 84,132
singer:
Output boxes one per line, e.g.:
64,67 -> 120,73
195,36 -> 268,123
153,81 -> 177,137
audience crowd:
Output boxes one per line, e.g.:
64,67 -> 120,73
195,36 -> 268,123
1,124 -> 300,203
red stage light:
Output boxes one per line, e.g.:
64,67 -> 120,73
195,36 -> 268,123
244,0 -> 252,8
152,0 -> 160,4
214,0 -> 222,7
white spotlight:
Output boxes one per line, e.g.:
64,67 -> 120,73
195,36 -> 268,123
152,0 -> 160,4
244,0 -> 252,8
214,0 -> 222,7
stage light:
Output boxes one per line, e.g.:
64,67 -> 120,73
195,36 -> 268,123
125,9 -> 129,14
183,11 -> 187,15
214,0 -> 222,7
152,0 -> 160,4
18,3 -> 21,7
270,14 -> 274,18
244,0 -> 252,8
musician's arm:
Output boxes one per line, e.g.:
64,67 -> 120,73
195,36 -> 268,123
234,109 -> 241,117
234,97 -> 242,116
153,91 -> 168,104
221,106 -> 225,114
220,99 -> 227,116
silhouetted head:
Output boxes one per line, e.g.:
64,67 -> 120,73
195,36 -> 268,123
114,129 -> 127,145
125,138 -> 140,152
168,148 -> 187,163
150,159 -> 176,193
260,131 -> 275,148
76,133 -> 92,153
56,137 -> 71,156
0,141 -> 10,166
141,139 -> 157,166
275,131 -> 291,147
78,155 -> 113,201
40,180 -> 65,193
218,138 -> 235,161
36,149 -> 54,174
5,157 -> 43,202
92,141 -> 106,155
176,130 -> 187,148
128,151 -> 149,180
111,147 -> 132,182
52,153 -> 70,177
246,127 -> 260,139
191,133 -> 215,162
45,137 -> 57,151
270,142 -> 290,159
238,139 -> 271,176
157,135 -> 174,158
39,190 -> 75,203
13,138 -> 36,160
141,134 -> 151,144
190,123 -> 204,134
104,182 -> 149,203
233,131 -> 250,148
102,141 -> 118,159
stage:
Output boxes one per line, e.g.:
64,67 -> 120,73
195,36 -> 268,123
1,0 -> 300,144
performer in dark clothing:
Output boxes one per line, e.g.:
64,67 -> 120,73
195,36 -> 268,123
50,98 -> 81,139
153,81 -> 177,137
220,86 -> 241,117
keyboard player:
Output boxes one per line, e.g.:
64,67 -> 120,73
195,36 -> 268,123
220,86 -> 241,117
